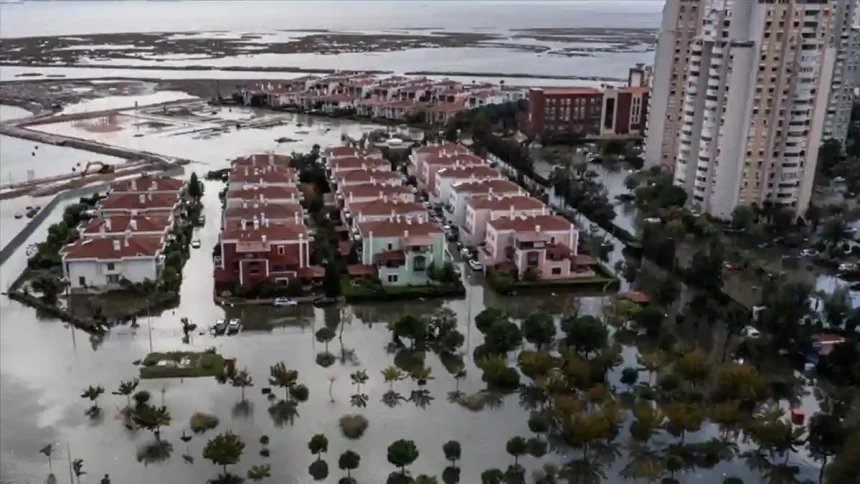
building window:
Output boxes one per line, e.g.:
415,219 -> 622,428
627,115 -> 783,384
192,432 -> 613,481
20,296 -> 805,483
414,255 -> 427,272
107,274 -> 121,284
106,262 -> 115,271
387,274 -> 398,283
551,267 -> 562,275
277,245 -> 285,255
388,243 -> 393,250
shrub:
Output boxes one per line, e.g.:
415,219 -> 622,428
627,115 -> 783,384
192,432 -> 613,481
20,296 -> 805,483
339,414 -> 369,439
189,412 -> 219,434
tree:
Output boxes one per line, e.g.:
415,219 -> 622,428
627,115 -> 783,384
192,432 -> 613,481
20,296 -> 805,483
308,434 -> 329,461
247,464 -> 272,482
818,138 -> 843,176
634,306 -> 665,336
674,350 -> 711,387
560,315 -> 608,357
231,368 -> 254,401
387,439 -> 419,475
442,440 -> 461,467
505,436 -> 528,467
81,385 -> 105,415
475,307 -> 508,334
315,327 -> 336,354
620,367 -> 639,390
821,219 -> 848,248
747,410 -> 804,465
731,205 -> 756,231
381,365 -> 405,391
415,476 -> 439,484
662,402 -> 704,445
72,458 -> 85,484
827,430 -> 860,483
268,362 -> 299,400
808,412 -> 846,483
392,315 -> 428,350
481,468 -> 505,484
338,450 -> 361,479
637,350 -> 668,385
39,444 -> 54,474
188,172 -> 204,200
522,311 -> 556,350
112,378 -> 139,407
482,319 -> 523,355
202,431 -> 245,476
714,362 -> 767,403
132,404 -> 172,441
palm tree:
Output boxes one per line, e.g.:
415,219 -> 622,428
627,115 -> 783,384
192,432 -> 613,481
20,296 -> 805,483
39,444 -> 54,474
381,365 -> 404,391
350,370 -> 369,394
72,458 -> 85,484
247,464 -> 272,482
81,385 -> 105,416
662,402 -> 704,446
132,404 -> 172,441
231,368 -> 254,401
453,368 -> 467,392
268,362 -> 298,400
637,350 -> 667,385
338,450 -> 360,480
112,378 -> 139,407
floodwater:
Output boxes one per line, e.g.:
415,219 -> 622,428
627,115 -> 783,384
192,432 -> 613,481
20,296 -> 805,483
57,91 -> 196,115
0,65 -> 625,89
0,98 -> 828,484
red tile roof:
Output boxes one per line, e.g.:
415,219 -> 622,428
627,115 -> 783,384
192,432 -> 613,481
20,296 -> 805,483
331,156 -> 389,171
229,165 -> 297,184
79,215 -> 171,235
451,178 -> 522,195
221,222 -> 308,242
375,250 -> 406,262
231,153 -> 292,167
347,264 -> 377,276
341,184 -> 413,199
623,291 -> 651,305
324,146 -> 383,159
436,165 -> 501,179
428,102 -> 468,113
415,143 -> 470,156
487,214 -> 573,232
468,195 -> 545,211
297,265 -> 325,278
110,175 -> 184,193
357,220 -> 442,238
99,192 -> 180,211
425,153 -> 485,167
227,185 -> 301,200
62,235 -> 163,260
338,170 -> 401,184
347,199 -> 426,216
224,203 -> 304,222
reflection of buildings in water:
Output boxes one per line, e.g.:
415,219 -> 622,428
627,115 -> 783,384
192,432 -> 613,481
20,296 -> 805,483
351,300 -> 445,326
221,305 -> 314,332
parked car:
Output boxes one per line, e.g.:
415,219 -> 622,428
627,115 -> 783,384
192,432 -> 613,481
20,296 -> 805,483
460,247 -> 472,259
212,319 -> 227,335
724,262 -> 743,272
191,239 -> 201,249
741,326 -> 761,339
467,259 -> 483,271
838,262 -> 857,272
313,296 -> 337,307
227,318 -> 241,335
197,214 -> 206,225
800,248 -> 819,258
273,297 -> 298,307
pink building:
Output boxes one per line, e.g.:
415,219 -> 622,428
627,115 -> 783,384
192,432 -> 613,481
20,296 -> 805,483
410,143 -> 471,182
461,195 -> 548,246
432,165 -> 502,203
338,184 -> 415,206
421,153 -> 485,192
481,215 -> 586,280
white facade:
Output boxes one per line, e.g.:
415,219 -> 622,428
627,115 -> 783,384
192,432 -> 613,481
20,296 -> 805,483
645,0 -> 708,169
823,0 -> 860,143
432,173 -> 502,204
674,0 -> 836,219
64,256 -> 160,289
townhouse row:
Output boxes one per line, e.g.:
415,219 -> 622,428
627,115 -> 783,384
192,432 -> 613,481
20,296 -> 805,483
238,72 -> 530,124
213,152 -> 321,288
61,174 -> 188,290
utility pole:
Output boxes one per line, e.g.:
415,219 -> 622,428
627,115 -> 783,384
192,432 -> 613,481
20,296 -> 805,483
66,443 -> 74,484
147,299 -> 153,353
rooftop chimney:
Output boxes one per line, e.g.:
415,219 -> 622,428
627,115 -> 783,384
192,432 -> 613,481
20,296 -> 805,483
124,229 -> 131,246
139,194 -> 146,204
404,230 -> 409,238
130,178 -> 137,191
112,239 -> 121,251
535,225 -> 541,233
104,218 -> 112,231
240,218 -> 247,229
261,234 -> 267,243
253,218 -> 260,230
268,152 -> 274,164
129,218 -> 137,231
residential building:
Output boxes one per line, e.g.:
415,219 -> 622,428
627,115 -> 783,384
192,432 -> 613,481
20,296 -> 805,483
431,165 -> 503,204
644,0 -> 707,169
628,63 -> 654,88
461,195 -> 548,246
480,215 -> 583,280
410,143 -> 471,180
823,0 -> 860,143
229,165 -> 297,189
444,179 -> 525,227
62,234 -> 165,290
321,146 -> 383,164
225,185 -> 302,208
356,220 -> 445,286
420,152 -> 485,191
339,184 -> 415,206
526,87 -> 603,140
78,214 -> 172,239
600,86 -> 651,137
215,219 -> 314,287
223,203 -> 305,227
328,156 -> 390,179
343,199 -> 427,227
231,152 -> 292,168
98,192 -> 181,218
109,174 -> 186,196
425,102 -> 469,124
336,169 -> 402,188
673,0 -> 837,218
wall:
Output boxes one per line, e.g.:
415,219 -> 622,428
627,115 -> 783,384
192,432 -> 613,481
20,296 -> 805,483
67,257 -> 158,288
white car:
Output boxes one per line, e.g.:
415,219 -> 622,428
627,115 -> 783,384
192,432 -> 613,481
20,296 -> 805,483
273,297 -> 298,307
467,259 -> 483,271
460,247 -> 472,258
800,249 -> 819,257
838,262 -> 857,272
741,326 -> 761,339
190,239 -> 201,249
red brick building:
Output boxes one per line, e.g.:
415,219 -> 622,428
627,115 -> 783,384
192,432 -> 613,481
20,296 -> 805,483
215,220 -> 314,287
526,87 -> 603,140
600,86 -> 650,137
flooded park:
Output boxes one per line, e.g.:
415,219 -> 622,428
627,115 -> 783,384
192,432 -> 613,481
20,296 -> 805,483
0,93 -> 853,484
